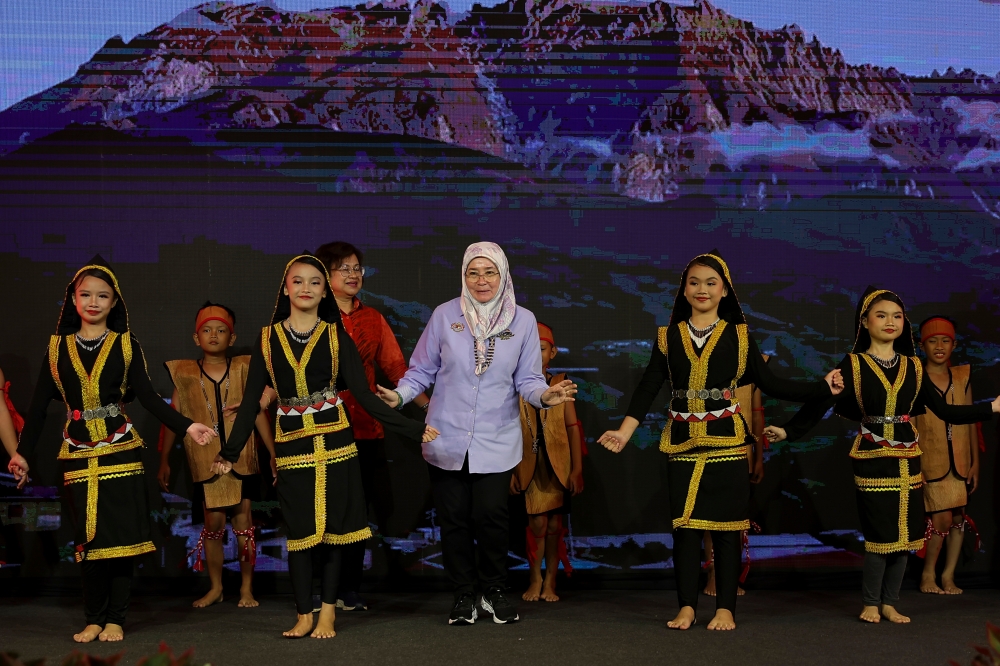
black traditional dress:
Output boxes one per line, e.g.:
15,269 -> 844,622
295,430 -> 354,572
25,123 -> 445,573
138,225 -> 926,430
625,259 -> 831,534
782,291 -> 992,554
19,259 -> 193,564
221,258 -> 425,553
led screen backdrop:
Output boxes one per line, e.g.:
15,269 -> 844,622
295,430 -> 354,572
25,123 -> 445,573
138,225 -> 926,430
1,0 -> 1000,582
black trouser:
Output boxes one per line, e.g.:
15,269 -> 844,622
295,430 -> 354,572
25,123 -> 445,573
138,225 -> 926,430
82,557 -> 134,626
339,438 -> 394,597
428,456 -> 513,597
674,528 -> 740,613
862,551 -> 908,607
290,545 -> 342,615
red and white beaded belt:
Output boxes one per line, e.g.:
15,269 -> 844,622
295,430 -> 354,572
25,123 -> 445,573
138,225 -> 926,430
860,425 -> 918,450
669,404 -> 741,422
276,395 -> 343,417
64,422 -> 133,449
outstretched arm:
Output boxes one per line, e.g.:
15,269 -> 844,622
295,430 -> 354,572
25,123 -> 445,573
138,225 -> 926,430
765,355 -> 850,444
744,336 -> 839,403
597,333 -> 668,453
128,338 -> 206,443
920,380 -> 996,425
219,342 -> 269,464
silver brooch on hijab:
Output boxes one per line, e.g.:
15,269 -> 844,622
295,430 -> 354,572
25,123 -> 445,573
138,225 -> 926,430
497,330 -> 514,340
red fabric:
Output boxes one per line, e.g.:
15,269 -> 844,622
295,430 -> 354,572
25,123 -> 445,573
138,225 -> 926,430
525,526 -> 542,567
233,526 -> 257,566
739,522 -> 761,584
187,528 -> 226,572
338,299 -> 409,440
977,422 -> 986,454
2,381 -> 24,435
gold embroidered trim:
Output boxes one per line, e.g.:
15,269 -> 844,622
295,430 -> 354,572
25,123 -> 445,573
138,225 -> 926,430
275,443 -> 357,470
858,459 -> 923,554
675,518 -> 750,532
672,446 -> 749,463
64,459 -> 145,543
676,452 -> 707,528
66,332 -> 118,441
58,436 -> 143,460
119,332 -> 133,397
321,527 -> 372,546
859,289 -> 893,319
285,435 -> 334,552
78,541 -> 156,562
859,354 -> 908,441
734,324 -> 749,383
657,326 -> 668,356
275,322 -> 327,399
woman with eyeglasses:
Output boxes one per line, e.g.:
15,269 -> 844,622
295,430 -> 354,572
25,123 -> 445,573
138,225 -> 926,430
313,241 -> 430,612
376,242 -> 578,626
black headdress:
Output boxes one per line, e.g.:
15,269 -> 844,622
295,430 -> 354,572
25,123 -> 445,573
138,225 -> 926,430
668,250 -> 746,328
270,254 -> 341,326
852,286 -> 915,357
57,255 -> 129,335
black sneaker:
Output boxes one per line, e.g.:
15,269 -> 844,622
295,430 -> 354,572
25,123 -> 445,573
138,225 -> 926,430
480,587 -> 519,624
448,592 -> 478,625
336,590 -> 368,611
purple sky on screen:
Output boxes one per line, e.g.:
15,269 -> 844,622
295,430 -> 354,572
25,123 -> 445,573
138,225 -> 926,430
1,0 -> 998,110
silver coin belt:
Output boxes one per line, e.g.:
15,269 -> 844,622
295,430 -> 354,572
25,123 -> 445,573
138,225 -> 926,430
672,388 -> 735,401
861,415 -> 910,424
278,387 -> 339,408
68,403 -> 123,421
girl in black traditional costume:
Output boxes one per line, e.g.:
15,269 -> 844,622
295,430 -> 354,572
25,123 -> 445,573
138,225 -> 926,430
765,288 -> 999,624
597,251 -> 843,631
8,257 -> 216,643
211,255 -> 438,639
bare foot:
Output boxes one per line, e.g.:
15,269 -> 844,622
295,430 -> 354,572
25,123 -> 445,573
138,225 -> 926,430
238,588 -> 259,608
859,605 -> 880,623
880,605 -> 910,624
283,613 -> 314,638
540,572 -> 560,602
193,588 -> 224,608
667,606 -> 696,630
941,578 -> 964,595
99,624 -> 124,642
311,604 -> 336,639
522,569 -> 543,602
920,574 -> 944,594
706,609 -> 736,631
73,624 -> 103,643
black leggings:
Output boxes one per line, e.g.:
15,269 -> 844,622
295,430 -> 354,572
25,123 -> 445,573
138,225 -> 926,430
289,545 -> 342,615
862,551 -> 908,607
82,557 -> 134,626
674,529 -> 740,613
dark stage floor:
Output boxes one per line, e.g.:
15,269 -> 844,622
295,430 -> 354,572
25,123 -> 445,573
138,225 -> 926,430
1,589 -> 997,665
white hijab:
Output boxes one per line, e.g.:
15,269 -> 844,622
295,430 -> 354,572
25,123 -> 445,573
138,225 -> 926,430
460,242 -> 516,375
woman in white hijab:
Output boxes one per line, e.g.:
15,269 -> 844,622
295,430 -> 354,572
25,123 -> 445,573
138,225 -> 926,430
379,242 -> 576,626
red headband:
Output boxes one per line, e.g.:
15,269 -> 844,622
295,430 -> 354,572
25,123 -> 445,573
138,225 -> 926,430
195,306 -> 234,334
537,324 -> 555,347
920,317 -> 955,342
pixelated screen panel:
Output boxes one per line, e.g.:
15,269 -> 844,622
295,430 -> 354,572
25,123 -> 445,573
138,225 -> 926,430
1,0 -> 998,578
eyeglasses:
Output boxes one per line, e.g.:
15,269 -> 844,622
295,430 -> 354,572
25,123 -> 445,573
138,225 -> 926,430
336,265 -> 366,277
465,270 -> 501,283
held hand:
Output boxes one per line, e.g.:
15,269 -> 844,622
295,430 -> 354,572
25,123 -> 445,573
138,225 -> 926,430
991,396 -> 1000,413
421,425 -> 440,443
270,457 -> 278,487
596,430 -> 629,453
568,468 -> 585,495
824,369 -> 844,396
187,423 -> 217,446
541,380 -> 578,407
157,463 -> 171,492
8,454 -> 29,490
968,462 -> 980,494
763,425 -> 786,444
376,384 -> 400,409
509,474 -> 520,496
210,455 -> 233,476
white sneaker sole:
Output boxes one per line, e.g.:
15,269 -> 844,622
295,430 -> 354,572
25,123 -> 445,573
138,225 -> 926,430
480,597 -> 519,624
448,607 -> 478,625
